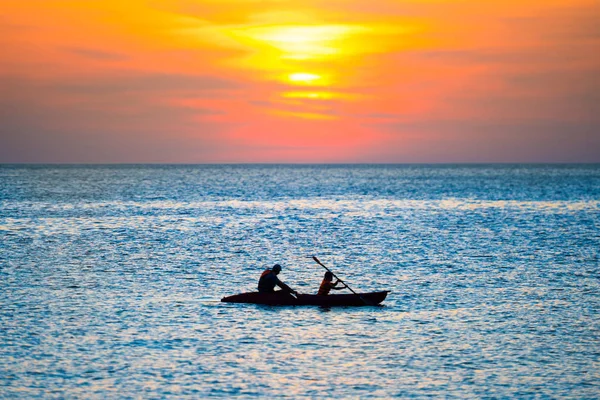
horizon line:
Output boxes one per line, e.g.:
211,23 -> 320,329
1,162 -> 599,166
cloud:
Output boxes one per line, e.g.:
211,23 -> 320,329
65,47 -> 130,61
0,70 -> 244,163
0,98 -> 232,163
362,119 -> 600,163
40,71 -> 244,95
1,0 -> 599,163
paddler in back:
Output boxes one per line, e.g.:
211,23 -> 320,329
317,271 -> 347,295
258,264 -> 298,295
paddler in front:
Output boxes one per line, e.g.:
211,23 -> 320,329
317,271 -> 347,295
258,264 -> 298,295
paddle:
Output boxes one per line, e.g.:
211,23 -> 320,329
311,256 -> 376,306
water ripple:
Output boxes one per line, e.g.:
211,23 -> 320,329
1,165 -> 599,398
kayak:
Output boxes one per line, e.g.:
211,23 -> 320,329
221,290 -> 390,306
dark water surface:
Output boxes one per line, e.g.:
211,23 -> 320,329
1,164 -> 599,398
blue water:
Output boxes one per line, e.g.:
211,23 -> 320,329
1,164 -> 599,398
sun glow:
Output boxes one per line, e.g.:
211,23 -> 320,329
230,24 -> 367,60
283,92 -> 335,100
223,22 -> 396,105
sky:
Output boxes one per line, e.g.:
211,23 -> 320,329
1,0 -> 599,163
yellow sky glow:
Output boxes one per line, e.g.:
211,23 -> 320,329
229,24 -> 369,59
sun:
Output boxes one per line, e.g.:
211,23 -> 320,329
223,23 -> 370,116
288,73 -> 321,83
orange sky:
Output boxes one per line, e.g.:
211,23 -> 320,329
1,0 -> 599,162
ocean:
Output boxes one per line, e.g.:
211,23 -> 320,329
1,164 -> 599,398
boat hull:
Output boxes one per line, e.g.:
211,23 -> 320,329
221,291 -> 390,306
